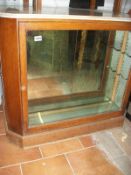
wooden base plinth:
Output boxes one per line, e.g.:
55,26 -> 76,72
7,116 -> 124,148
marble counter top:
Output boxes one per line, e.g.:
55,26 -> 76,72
0,5 -> 131,22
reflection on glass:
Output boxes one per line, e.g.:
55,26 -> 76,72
26,30 -> 130,127
27,30 -> 108,99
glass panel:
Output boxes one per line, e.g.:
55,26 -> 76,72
26,30 -> 130,127
27,30 -> 107,98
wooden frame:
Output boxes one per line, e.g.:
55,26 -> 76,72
23,0 -> 29,7
0,2 -> 131,146
33,0 -> 42,12
113,0 -> 122,13
0,18 -> 24,135
16,19 -> 130,134
0,0 -> 130,148
0,16 -> 131,137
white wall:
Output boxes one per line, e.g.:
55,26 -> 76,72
98,0 -> 114,11
0,0 -> 130,11
0,0 -> 23,5
122,0 -> 131,13
0,0 -> 5,5
0,0 -> 124,10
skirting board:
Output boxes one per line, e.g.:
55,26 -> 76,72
6,116 -> 124,148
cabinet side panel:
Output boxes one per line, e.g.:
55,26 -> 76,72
0,18 -> 23,135
0,18 -> 1,65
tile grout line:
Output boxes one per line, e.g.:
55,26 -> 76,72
76,137 -> 84,148
0,147 -> 91,170
110,157 -> 127,175
24,128 -> 112,149
20,164 -> 24,175
64,154 -> 76,175
0,157 -> 44,169
37,145 -> 96,160
1,129 -> 129,171
76,133 -> 94,139
23,129 -> 114,150
24,137 -> 81,150
38,146 -> 44,158
21,158 -> 43,165
93,133 -> 114,162
95,143 -> 127,175
0,163 -> 21,169
97,143 -> 116,162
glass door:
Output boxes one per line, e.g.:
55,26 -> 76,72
26,30 -> 131,127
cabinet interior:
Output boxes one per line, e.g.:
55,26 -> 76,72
26,30 -> 131,127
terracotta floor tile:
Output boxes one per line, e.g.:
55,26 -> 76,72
94,131 -> 124,159
67,147 -> 123,175
46,78 -> 61,89
29,89 -> 63,99
0,166 -> 21,175
0,135 -> 42,167
24,117 -> 123,147
0,112 -> 5,134
22,155 -> 73,175
114,155 -> 131,175
28,78 -> 49,91
40,138 -> 82,157
28,77 -> 64,100
79,135 -> 96,147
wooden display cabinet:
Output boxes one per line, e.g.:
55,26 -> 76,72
0,6 -> 131,147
